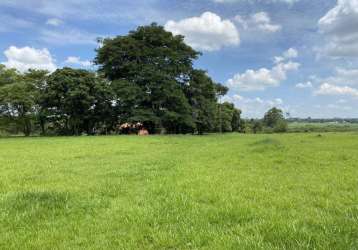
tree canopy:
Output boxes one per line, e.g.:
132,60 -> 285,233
40,68 -> 113,135
95,23 -> 233,134
0,67 -> 47,136
263,107 -> 288,133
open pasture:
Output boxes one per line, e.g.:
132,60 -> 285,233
0,133 -> 358,249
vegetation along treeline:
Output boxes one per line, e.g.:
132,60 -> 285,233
0,24 -> 288,136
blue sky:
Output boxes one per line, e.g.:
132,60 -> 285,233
1,0 -> 358,118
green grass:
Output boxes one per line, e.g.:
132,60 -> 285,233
1,133 -> 358,249
288,122 -> 358,133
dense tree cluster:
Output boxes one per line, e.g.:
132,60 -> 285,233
0,24 -> 244,136
242,108 -> 288,134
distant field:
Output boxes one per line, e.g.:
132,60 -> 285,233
1,133 -> 358,249
288,122 -> 358,133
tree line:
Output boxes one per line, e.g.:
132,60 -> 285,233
0,24 -> 288,136
0,24 -> 248,136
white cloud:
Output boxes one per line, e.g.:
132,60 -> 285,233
307,67 -> 358,99
164,12 -> 240,51
233,94 -> 244,101
312,67 -> 358,90
0,0 -> 111,20
318,0 -> 358,57
283,48 -> 298,58
325,67 -> 358,86
0,0 -> 162,24
315,83 -> 358,97
46,18 -> 63,26
274,48 -> 298,63
235,12 -> 281,33
224,95 -> 286,118
65,56 -> 92,67
296,81 -> 313,89
227,49 -> 300,91
40,28 -> 99,45
2,46 -> 57,73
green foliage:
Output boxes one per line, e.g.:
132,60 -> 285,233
95,24 -> 202,133
216,102 -> 242,133
274,119 -> 288,133
252,120 -> 263,134
95,24 -> 234,134
95,23 -> 199,82
263,107 -> 288,133
231,108 -> 242,132
0,81 -> 35,136
40,68 -> 113,135
185,70 -> 218,134
0,67 -> 47,136
214,83 -> 229,97
263,107 -> 285,128
0,65 -> 20,87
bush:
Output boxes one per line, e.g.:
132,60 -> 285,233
273,120 -> 288,133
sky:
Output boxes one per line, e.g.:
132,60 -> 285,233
1,0 -> 358,118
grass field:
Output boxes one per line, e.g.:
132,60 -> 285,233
1,133 -> 358,249
288,122 -> 358,133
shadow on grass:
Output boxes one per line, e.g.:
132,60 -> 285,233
250,138 -> 284,153
4,191 -> 70,213
0,191 -> 108,227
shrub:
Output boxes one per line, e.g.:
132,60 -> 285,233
274,120 -> 288,133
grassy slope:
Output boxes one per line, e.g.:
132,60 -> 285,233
0,133 -> 358,249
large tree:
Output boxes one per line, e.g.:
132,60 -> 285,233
95,23 -> 200,133
231,108 -> 242,132
0,66 -> 46,136
216,102 -> 240,133
263,107 -> 285,128
263,107 -> 288,132
0,65 -> 20,87
185,70 -> 219,134
23,69 -> 49,135
40,68 -> 113,135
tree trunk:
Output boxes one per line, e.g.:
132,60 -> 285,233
23,117 -> 31,136
40,117 -> 46,135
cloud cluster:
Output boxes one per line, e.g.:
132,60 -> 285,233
313,67 -> 358,98
46,18 -> 63,26
325,68 -> 358,86
235,12 -> 281,33
165,12 -> 240,51
65,56 -> 92,67
2,46 -> 57,73
0,0 -> 165,32
227,48 -> 300,91
274,48 -> 298,63
315,83 -> 358,97
295,81 -> 313,89
318,0 -> 358,57
224,95 -> 286,118
40,28 -> 99,45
